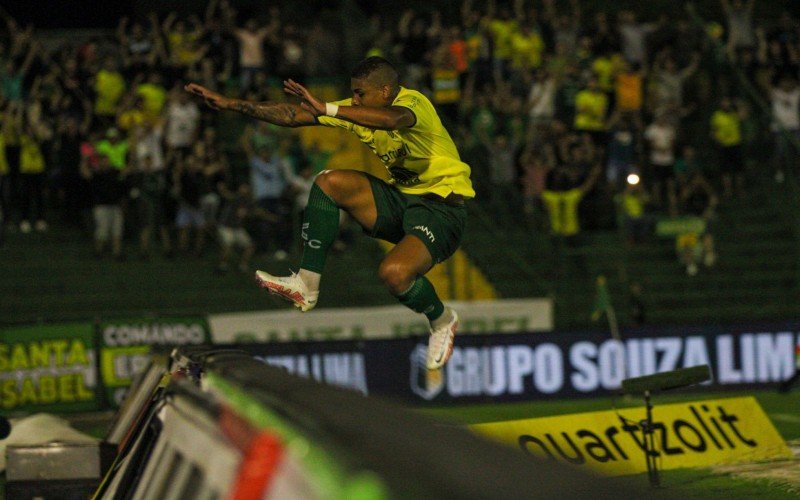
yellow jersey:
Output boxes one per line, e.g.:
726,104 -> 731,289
95,70 -> 126,116
117,109 -> 146,133
136,83 -> 167,122
488,19 -> 518,60
621,190 -> 645,218
317,87 -> 475,199
20,135 -> 45,174
510,31 -> 544,70
574,90 -> 608,132
711,110 -> 741,146
541,189 -> 584,236
616,72 -> 643,111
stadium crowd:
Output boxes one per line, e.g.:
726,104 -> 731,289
0,0 -> 797,276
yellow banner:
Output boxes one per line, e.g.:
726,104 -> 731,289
471,397 -> 791,476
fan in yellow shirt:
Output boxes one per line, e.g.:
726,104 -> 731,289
541,163 -> 602,240
18,127 -> 48,232
136,74 -> 168,123
510,24 -> 545,71
186,56 -> 472,370
94,58 -> 127,118
710,97 -> 745,197
574,77 -> 609,133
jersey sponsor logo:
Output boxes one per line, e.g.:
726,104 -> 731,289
388,164 -> 421,186
400,96 -> 419,109
413,225 -> 435,242
379,142 -> 411,165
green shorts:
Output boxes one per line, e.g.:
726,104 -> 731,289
365,174 -> 467,264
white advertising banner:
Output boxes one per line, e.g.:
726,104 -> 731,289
208,298 -> 552,343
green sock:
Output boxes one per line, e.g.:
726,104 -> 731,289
299,184 -> 340,274
397,277 -> 445,322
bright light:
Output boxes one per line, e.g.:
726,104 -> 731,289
627,173 -> 640,185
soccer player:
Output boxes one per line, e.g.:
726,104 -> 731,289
185,56 -> 474,369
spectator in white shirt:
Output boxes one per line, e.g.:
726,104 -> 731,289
234,19 -> 271,95
164,85 -> 200,160
644,112 -> 678,214
527,68 -> 557,145
770,75 -> 800,182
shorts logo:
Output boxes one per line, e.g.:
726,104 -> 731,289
413,225 -> 435,242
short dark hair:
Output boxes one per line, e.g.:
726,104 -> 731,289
351,56 -> 399,88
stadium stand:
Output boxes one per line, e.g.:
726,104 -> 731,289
0,0 -> 798,331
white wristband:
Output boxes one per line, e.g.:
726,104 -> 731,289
325,102 -> 339,117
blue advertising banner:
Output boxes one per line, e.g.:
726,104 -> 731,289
235,323 -> 800,404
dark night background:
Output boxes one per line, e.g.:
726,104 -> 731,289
4,1 -> 797,30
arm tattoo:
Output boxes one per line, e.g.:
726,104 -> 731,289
231,101 -> 301,126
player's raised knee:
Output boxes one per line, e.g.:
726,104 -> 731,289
378,259 -> 416,295
315,169 -> 350,198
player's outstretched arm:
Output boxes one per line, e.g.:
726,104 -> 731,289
284,79 -> 415,130
184,83 -> 317,127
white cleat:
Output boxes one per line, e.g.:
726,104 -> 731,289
427,308 -> 458,370
255,270 -> 318,312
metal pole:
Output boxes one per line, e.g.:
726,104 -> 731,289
644,390 -> 660,488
